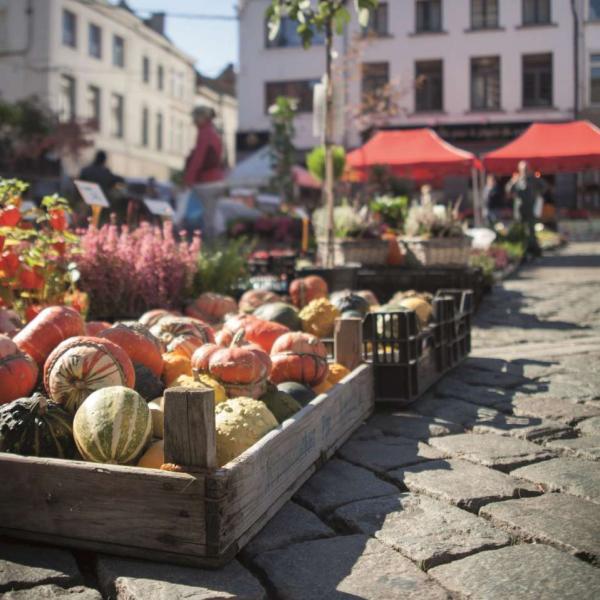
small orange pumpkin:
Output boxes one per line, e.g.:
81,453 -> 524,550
239,289 -> 279,313
0,334 -> 38,404
185,293 -> 238,324
289,276 -> 328,309
223,314 -> 289,354
86,321 -> 112,336
269,332 -> 328,387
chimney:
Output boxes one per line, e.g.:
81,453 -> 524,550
145,12 -> 166,35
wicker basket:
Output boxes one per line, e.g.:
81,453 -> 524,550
399,236 -> 472,267
317,238 -> 389,266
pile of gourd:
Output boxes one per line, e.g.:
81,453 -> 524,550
0,274 -> 365,470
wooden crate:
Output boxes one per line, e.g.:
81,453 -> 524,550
0,319 -> 373,567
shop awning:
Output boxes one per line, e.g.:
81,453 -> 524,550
345,128 -> 479,182
482,120 -> 600,174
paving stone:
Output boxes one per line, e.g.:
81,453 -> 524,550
388,458 -> 539,512
512,458 -> 600,503
338,436 -> 445,472
347,423 -> 383,441
452,365 -> 530,389
519,375 -> 600,402
434,376 -> 514,412
412,395 -> 500,427
333,493 -> 510,570
1,585 -> 102,599
367,411 -> 463,439
429,543 -> 600,600
253,534 -> 449,600
511,396 -> 600,425
293,458 -> 398,514
96,555 -> 265,600
577,416 -> 600,435
471,415 -> 573,442
0,541 -> 82,593
546,435 -> 600,461
481,494 -> 600,564
241,501 -> 334,558
428,433 -> 556,472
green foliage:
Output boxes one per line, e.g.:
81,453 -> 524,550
192,238 -> 249,296
269,96 -> 297,202
266,1 -> 379,48
370,195 -> 408,228
306,145 -> 346,182
469,253 -> 495,286
312,201 -> 365,239
495,240 -> 525,262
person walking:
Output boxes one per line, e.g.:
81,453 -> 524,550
181,106 -> 225,237
506,160 -> 545,258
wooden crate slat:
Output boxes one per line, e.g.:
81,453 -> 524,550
216,364 -> 373,550
0,454 -> 208,556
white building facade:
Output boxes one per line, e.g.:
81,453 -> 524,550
0,0 -> 198,181
238,0 -> 593,160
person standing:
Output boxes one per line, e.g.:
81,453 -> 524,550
506,161 -> 545,258
181,107 -> 225,236
482,174 -> 503,224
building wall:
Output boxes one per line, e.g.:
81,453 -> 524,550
0,0 -> 197,181
238,0 -> 576,152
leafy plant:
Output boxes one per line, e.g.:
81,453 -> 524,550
77,222 -> 200,319
269,96 -> 297,203
306,145 -> 346,182
192,238 -> 249,296
370,195 -> 408,229
0,178 -> 82,320
312,202 -> 365,239
404,197 -> 465,238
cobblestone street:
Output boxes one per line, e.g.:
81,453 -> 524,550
2,242 -> 600,599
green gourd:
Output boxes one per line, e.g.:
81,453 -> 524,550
260,384 -> 302,423
254,302 -> 302,331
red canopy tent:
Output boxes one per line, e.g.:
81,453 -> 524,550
482,120 -> 600,175
345,128 -> 479,182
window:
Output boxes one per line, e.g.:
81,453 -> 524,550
113,35 -> 124,67
157,65 -> 164,90
471,0 -> 498,29
362,62 -> 389,98
265,80 -> 318,113
111,93 -> 124,138
59,75 -> 76,122
471,56 -> 500,110
142,56 -> 150,83
590,54 -> 600,104
522,53 -> 553,107
416,0 -> 442,32
88,24 -> 102,59
62,10 -> 77,48
141,107 -> 149,147
522,0 -> 551,25
156,112 -> 163,150
415,60 -> 443,111
362,2 -> 389,36
591,0 -> 600,20
87,85 -> 101,129
266,16 -> 324,47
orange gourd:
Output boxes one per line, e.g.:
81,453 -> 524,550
289,276 -> 328,309
382,232 -> 404,266
269,332 -> 328,387
0,334 -> 38,404
185,293 -> 238,324
239,289 -> 279,313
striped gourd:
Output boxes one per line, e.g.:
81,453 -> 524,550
73,386 -> 151,465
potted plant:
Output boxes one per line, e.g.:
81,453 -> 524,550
400,190 -> 472,267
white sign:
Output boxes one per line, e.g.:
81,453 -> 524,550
144,198 -> 174,217
74,180 -> 110,208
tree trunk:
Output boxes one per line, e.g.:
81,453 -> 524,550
324,18 -> 335,268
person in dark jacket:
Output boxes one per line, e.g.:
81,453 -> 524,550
79,150 -> 124,197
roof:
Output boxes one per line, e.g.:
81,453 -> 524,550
196,64 -> 236,98
346,128 -> 478,181
482,120 -> 600,174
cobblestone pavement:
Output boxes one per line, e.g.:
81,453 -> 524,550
2,243 -> 600,599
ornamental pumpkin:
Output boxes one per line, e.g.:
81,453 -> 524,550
168,374 -> 227,405
13,306 -> 85,369
0,393 -> 76,458
133,363 -> 165,401
330,293 -> 370,318
215,328 -> 233,347
253,302 -> 302,331
150,316 -> 215,346
299,298 -> 340,338
86,321 -> 112,336
207,330 -> 271,399
190,343 -> 221,375
44,336 -> 135,414
239,289 -> 280,313
137,439 -> 164,469
148,398 -> 164,438
0,308 -> 22,336
260,384 -> 302,423
166,334 -> 206,359
276,381 -> 316,407
0,335 -> 39,405
73,386 -> 152,465
224,314 -> 289,354
356,290 -> 380,307
289,275 -> 328,309
398,297 -> 432,328
270,332 -> 328,387
161,352 -> 192,386
313,363 -> 351,394
139,309 -> 173,327
185,293 -> 238,324
99,322 -> 164,377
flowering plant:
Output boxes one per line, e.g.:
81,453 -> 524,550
0,178 -> 82,321
404,192 -> 465,238
77,221 -> 200,319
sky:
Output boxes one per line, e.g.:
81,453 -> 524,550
124,1 -> 239,77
